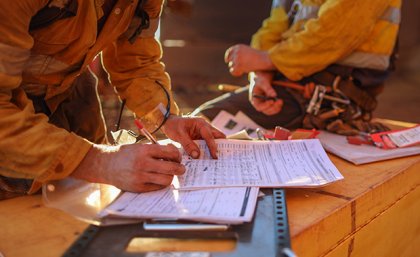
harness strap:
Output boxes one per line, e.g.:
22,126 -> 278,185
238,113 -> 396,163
128,0 -> 150,44
311,71 -> 378,112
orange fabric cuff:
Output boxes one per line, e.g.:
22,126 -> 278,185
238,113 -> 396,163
28,133 -> 92,194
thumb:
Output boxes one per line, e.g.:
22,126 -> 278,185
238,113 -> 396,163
224,47 -> 233,63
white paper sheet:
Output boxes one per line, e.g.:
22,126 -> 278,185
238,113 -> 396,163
100,187 -> 259,224
318,131 -> 420,165
175,139 -> 343,189
211,111 -> 263,138
387,125 -> 420,147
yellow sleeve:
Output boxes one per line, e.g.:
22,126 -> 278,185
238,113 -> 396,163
102,0 -> 179,121
0,0 -> 92,193
251,6 -> 290,51
268,0 -> 391,81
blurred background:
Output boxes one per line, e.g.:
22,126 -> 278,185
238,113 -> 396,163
98,0 -> 420,136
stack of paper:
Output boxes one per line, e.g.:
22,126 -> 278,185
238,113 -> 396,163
176,139 -> 343,189
100,187 -> 258,224
101,139 -> 343,224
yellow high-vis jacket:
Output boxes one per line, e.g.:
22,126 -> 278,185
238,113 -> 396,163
251,0 -> 401,81
0,0 -> 179,193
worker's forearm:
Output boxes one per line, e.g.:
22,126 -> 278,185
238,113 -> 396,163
71,144 -> 118,184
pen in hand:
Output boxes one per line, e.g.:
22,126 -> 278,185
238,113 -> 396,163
134,119 -> 158,144
252,94 -> 279,101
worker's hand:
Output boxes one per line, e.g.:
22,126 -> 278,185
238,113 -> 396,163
162,115 -> 226,159
225,44 -> 275,76
71,143 -> 185,192
249,71 -> 284,116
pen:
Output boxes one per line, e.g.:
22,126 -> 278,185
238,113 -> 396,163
134,119 -> 158,144
252,94 -> 279,101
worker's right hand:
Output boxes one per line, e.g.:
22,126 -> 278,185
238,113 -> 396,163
71,143 -> 185,192
248,71 -> 284,116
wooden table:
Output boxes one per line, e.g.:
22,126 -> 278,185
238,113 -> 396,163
1,155 -> 419,257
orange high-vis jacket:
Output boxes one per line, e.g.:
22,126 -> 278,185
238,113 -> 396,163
251,0 -> 401,81
0,0 -> 179,193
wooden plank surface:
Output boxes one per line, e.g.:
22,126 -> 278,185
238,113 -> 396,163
289,155 -> 420,257
0,195 -> 88,257
0,156 -> 419,257
326,185 -> 420,257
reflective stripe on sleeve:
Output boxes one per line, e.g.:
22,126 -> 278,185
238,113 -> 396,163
337,51 -> 390,70
380,7 -> 401,24
293,5 -> 318,22
272,0 -> 287,8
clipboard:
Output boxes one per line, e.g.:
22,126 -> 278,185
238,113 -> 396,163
62,189 -> 294,257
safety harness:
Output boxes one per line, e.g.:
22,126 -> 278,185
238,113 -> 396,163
272,64 -> 394,135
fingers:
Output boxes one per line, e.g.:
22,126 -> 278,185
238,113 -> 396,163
134,183 -> 166,193
224,46 -> 234,63
261,99 -> 284,116
192,119 -> 223,159
251,97 -> 283,115
141,172 -> 175,187
181,139 -> 200,159
229,66 -> 243,77
146,144 -> 182,163
145,158 -> 186,176
162,116 -> 223,159
254,81 -> 276,97
198,125 -> 219,159
128,152 -> 186,192
228,59 -> 243,77
211,126 -> 226,139
225,45 -> 244,76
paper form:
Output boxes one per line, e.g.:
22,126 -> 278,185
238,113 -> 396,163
211,111 -> 263,138
387,125 -> 420,147
100,187 -> 259,224
176,139 -> 343,189
319,130 -> 420,165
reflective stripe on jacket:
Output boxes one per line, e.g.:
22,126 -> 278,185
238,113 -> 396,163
251,0 -> 401,81
0,0 -> 179,193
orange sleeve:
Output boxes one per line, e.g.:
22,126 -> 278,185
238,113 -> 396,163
267,0 -> 392,80
0,0 -> 92,193
102,0 -> 179,122
251,5 -> 290,51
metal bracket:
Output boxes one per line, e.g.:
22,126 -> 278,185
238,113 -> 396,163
62,225 -> 100,257
273,188 -> 296,257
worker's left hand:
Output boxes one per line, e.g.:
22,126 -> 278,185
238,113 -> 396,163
225,44 -> 275,76
249,71 -> 284,116
162,115 -> 226,159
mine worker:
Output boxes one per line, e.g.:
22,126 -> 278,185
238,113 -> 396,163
193,0 -> 400,135
0,0 -> 225,198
